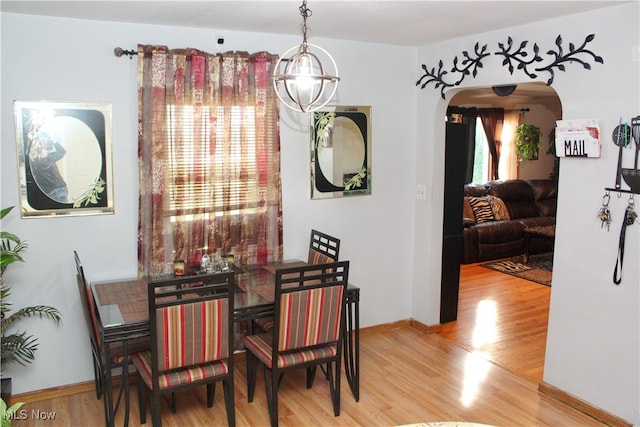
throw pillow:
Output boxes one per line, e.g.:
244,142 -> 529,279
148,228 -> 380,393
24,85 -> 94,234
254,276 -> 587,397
462,197 -> 475,224
468,196 -> 495,223
488,195 -> 511,221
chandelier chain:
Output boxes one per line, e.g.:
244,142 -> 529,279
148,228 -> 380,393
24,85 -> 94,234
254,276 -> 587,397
299,0 -> 311,43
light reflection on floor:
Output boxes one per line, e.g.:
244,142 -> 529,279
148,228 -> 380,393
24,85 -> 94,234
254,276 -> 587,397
461,299 -> 497,406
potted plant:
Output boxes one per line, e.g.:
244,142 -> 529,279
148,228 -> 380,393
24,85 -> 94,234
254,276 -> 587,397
0,397 -> 24,426
1,206 -> 62,403
515,123 -> 541,162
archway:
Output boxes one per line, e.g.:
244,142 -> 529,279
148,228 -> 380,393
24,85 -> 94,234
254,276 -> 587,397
439,82 -> 562,378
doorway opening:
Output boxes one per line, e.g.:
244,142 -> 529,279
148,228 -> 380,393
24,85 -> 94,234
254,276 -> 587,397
439,82 -> 562,382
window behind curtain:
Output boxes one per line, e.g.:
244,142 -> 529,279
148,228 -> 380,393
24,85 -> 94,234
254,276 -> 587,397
471,112 -> 520,183
167,105 -> 258,216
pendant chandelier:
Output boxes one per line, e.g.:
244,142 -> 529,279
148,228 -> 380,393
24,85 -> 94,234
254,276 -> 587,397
273,0 -> 340,113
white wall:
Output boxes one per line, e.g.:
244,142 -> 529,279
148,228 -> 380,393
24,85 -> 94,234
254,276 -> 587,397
0,13 -> 417,394
517,105 -> 558,180
414,3 -> 639,423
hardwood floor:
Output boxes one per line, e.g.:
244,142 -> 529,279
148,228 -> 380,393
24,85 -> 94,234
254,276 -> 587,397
13,264 -> 608,426
440,262 -> 551,384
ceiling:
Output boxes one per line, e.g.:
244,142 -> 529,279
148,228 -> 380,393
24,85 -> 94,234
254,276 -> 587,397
1,1 -> 626,47
3,1 -> 622,112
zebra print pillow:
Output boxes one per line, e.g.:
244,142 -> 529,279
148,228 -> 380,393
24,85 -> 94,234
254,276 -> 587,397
468,196 -> 495,223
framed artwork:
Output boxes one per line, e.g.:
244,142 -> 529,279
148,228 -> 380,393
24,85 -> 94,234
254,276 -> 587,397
14,101 -> 114,217
310,106 -> 371,199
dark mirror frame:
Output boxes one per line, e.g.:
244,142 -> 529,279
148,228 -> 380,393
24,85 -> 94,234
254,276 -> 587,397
310,105 -> 371,200
14,101 -> 114,218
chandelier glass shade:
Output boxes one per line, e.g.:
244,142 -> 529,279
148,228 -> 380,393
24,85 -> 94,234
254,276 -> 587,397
273,1 -> 339,113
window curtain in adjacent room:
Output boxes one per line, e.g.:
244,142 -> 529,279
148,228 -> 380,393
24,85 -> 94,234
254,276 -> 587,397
478,108 -> 504,180
498,110 -> 520,180
137,45 -> 283,276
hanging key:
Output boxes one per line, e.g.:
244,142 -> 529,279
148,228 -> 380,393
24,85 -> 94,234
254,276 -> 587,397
598,207 -> 612,230
625,196 -> 637,225
598,192 -> 612,231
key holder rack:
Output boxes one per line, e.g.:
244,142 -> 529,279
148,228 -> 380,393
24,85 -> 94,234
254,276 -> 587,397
605,116 -> 640,195
598,116 -> 639,285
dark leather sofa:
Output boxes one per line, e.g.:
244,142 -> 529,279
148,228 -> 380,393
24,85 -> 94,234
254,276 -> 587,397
462,179 -> 557,264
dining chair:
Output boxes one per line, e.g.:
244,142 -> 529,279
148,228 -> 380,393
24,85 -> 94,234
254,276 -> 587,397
74,250 -> 153,426
74,250 -> 104,400
254,229 -> 341,334
243,261 -> 349,427
132,271 -> 236,427
308,229 -> 340,264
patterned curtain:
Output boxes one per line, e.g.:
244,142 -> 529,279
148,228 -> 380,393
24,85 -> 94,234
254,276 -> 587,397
137,45 -> 283,276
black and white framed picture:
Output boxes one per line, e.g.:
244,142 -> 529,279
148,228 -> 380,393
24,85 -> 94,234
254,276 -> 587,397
14,100 -> 114,217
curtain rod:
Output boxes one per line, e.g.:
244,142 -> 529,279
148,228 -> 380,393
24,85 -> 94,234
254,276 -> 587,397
114,47 -> 137,59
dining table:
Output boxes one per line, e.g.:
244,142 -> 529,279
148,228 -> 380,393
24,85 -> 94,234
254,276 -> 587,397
90,260 -> 360,427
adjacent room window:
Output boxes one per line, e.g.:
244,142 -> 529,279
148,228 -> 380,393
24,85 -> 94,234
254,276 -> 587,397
471,112 -> 520,183
472,119 -> 490,184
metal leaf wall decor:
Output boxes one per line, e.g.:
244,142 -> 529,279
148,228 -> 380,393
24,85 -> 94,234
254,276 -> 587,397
416,34 -> 604,99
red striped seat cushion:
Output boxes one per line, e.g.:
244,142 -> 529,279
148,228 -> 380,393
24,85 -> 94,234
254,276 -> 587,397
132,351 -> 228,389
254,317 -> 274,332
243,334 -> 337,369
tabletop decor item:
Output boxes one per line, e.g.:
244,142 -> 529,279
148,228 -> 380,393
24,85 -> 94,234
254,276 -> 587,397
13,101 -> 114,217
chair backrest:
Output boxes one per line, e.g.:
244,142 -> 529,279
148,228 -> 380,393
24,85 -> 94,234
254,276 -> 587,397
308,229 -> 340,264
273,261 -> 349,352
74,250 -> 101,348
148,271 -> 235,373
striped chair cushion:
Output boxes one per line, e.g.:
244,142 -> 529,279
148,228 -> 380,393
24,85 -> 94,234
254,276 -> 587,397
132,350 -> 229,389
254,317 -> 274,332
84,285 -> 102,347
106,336 -> 149,365
254,255 -> 337,333
243,333 -> 337,369
308,249 -> 334,265
278,286 -> 343,351
156,299 -> 229,371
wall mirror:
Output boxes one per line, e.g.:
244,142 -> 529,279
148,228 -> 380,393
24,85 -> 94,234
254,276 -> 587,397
14,101 -> 114,217
310,106 -> 371,199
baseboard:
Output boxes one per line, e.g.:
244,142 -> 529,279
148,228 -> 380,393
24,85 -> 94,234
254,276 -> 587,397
408,318 -> 442,334
538,381 -> 632,427
13,380 -> 96,403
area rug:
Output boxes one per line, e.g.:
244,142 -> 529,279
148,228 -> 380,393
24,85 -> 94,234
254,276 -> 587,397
480,252 -> 553,286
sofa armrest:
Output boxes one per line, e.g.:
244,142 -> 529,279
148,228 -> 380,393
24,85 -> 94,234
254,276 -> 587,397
462,227 -> 478,263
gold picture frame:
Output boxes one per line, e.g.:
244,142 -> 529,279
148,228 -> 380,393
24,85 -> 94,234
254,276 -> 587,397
14,101 -> 114,217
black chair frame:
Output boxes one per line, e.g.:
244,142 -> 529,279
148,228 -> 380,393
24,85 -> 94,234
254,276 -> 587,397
309,229 -> 340,262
